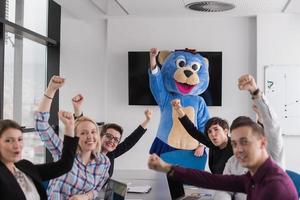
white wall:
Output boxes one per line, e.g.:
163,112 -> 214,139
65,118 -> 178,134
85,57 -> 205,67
106,17 -> 256,169
257,14 -> 300,171
60,13 -> 300,171
59,9 -> 107,122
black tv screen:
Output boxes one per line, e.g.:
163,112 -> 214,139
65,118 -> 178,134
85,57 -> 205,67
128,51 -> 222,106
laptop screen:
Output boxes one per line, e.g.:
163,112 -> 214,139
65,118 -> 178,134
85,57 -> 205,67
104,179 -> 128,200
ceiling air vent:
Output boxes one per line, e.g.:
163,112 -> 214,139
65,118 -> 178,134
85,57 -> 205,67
186,1 -> 235,12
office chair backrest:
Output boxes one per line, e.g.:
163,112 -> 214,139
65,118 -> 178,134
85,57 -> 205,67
286,170 -> 300,198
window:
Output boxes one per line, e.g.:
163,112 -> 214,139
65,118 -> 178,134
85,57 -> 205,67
22,131 -> 46,164
5,0 -> 48,36
0,0 -> 61,163
4,32 -> 47,127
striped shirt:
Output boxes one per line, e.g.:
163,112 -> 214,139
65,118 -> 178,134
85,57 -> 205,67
35,112 -> 110,200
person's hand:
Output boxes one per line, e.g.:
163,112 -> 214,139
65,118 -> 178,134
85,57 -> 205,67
144,109 -> 152,121
72,94 -> 84,110
238,74 -> 257,94
150,48 -> 159,57
38,75 -> 64,112
171,99 -> 182,110
150,48 -> 159,70
58,111 -> 74,137
171,99 -> 185,118
194,144 -> 205,157
148,154 -> 172,173
58,111 -> 74,126
46,75 -> 65,93
141,109 -> 152,129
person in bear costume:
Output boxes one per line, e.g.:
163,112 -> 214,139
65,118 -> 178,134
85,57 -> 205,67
148,48 -> 210,170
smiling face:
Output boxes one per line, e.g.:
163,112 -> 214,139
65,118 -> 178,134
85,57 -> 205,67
101,128 -> 121,154
161,51 -> 209,96
75,119 -> 100,154
231,126 -> 267,171
0,128 -> 23,164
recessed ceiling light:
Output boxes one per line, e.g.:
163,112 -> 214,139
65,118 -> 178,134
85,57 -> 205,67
186,1 -> 235,12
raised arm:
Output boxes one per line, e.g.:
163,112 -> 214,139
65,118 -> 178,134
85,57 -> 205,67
36,111 -> 78,181
72,94 -> 84,119
171,99 -> 213,148
141,108 -> 152,129
252,97 -> 284,167
150,48 -> 159,70
238,74 -> 284,168
35,76 -> 66,160
148,154 -> 246,193
58,111 -> 75,138
112,109 -> 152,158
38,75 -> 65,112
148,48 -> 169,107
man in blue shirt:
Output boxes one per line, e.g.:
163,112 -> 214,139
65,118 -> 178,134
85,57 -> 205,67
148,116 -> 298,200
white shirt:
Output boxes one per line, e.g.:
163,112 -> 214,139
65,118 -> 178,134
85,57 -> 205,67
14,167 -> 40,200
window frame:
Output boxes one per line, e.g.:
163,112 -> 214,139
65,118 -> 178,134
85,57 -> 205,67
0,0 -> 61,162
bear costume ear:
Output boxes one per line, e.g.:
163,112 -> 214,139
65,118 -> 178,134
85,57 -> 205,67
204,57 -> 209,68
157,50 -> 171,66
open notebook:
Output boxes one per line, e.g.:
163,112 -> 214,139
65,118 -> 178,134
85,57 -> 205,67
127,185 -> 151,193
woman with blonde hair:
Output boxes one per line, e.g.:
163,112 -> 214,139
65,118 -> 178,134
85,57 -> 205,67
35,76 -> 110,200
72,94 -> 152,177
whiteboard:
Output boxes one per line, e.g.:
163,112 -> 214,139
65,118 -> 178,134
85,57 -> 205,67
264,65 -> 300,135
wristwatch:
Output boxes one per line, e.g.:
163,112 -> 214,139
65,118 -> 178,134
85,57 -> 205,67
251,88 -> 260,99
73,112 -> 83,120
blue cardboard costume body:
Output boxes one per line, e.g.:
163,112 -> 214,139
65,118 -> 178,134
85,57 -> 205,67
149,48 -> 210,170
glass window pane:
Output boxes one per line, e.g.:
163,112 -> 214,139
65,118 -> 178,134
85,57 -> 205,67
22,37 -> 47,127
3,32 -> 47,127
3,32 -> 15,120
5,0 -> 48,36
22,131 -> 46,164
5,0 -> 15,22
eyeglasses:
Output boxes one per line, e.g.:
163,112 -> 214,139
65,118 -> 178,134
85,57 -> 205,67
104,133 -> 120,143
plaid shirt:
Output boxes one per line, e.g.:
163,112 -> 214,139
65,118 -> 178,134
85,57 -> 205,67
35,112 -> 110,200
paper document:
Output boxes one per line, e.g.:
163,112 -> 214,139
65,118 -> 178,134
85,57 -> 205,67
127,185 -> 151,193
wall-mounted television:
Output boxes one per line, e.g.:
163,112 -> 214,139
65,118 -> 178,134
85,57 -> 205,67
128,51 -> 222,106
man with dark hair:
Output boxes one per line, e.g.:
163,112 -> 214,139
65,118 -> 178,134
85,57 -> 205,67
230,116 -> 264,136
148,115 -> 298,200
100,123 -> 124,138
204,117 -> 229,138
214,74 -> 286,200
172,100 -> 233,174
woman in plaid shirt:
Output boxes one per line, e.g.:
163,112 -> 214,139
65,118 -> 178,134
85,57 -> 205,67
35,76 -> 110,200
72,94 -> 152,178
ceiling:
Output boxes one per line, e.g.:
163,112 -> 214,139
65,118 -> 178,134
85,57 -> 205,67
54,0 -> 300,19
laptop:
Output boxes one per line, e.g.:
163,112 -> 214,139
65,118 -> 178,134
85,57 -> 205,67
103,179 -> 128,200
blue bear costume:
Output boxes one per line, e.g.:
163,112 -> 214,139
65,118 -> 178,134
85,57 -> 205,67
149,49 -> 210,170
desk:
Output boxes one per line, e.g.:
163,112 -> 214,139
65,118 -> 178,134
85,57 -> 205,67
98,170 -> 215,200
105,170 -> 171,200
